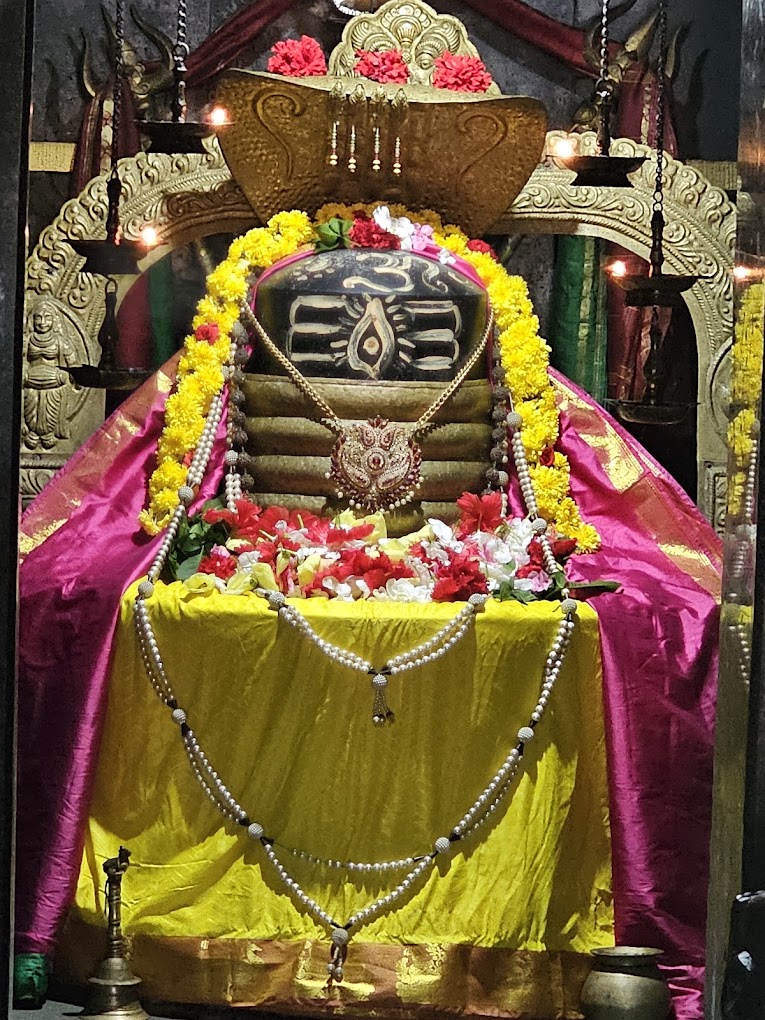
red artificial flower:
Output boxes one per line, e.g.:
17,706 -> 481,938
456,490 -> 504,537
526,538 -> 545,568
203,498 -> 263,541
354,49 -> 410,84
326,523 -> 376,546
267,36 -> 327,77
257,505 -> 322,539
194,322 -> 220,345
539,445 -> 556,467
349,214 -> 401,251
432,52 -> 494,93
198,551 -> 237,580
432,552 -> 488,602
551,537 -> 577,561
466,239 -> 499,261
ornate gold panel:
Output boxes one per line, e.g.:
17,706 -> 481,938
215,70 -> 546,236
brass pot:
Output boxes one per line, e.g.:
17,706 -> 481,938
580,947 -> 671,1020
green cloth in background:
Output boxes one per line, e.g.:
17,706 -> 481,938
148,256 -> 176,368
548,235 -> 608,404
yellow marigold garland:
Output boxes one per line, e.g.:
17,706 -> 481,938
141,204 -> 599,553
727,282 -> 764,517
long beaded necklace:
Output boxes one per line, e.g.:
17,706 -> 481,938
256,586 -> 490,725
241,302 -> 494,514
133,297 -> 580,985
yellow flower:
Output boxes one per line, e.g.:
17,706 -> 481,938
250,562 -> 279,591
728,408 -> 757,463
223,572 -> 254,595
267,210 -> 314,246
148,460 -> 187,498
183,573 -> 219,597
297,553 -> 323,586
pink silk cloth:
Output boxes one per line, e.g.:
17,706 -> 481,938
16,362 -> 720,1020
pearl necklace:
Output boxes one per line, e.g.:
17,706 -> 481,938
256,587 -> 488,725
134,305 -> 581,984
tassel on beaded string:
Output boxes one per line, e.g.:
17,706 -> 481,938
370,671 -> 394,726
326,927 -> 350,987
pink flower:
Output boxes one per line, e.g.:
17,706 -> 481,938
432,53 -> 493,93
267,36 -> 327,77
354,49 -> 410,84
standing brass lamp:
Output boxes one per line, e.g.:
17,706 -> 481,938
78,848 -> 149,1020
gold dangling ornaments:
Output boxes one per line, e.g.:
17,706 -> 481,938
326,417 -> 422,513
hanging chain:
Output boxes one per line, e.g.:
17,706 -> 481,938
596,0 -> 609,95
653,0 -> 667,215
110,0 -> 125,173
172,0 -> 189,122
594,0 -> 613,155
649,0 -> 668,273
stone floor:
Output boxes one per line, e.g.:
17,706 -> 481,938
10,982 -> 252,1019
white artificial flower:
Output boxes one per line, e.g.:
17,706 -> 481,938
237,551 -> 262,572
373,205 -> 416,245
438,249 -> 457,266
372,577 -> 434,603
322,577 -> 354,601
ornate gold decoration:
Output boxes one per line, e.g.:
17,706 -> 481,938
22,133 -> 734,527
215,71 -> 546,237
330,417 -> 423,511
328,0 -> 501,91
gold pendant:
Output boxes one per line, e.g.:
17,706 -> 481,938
329,417 -> 422,513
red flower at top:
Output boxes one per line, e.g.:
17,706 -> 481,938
432,52 -> 493,93
349,214 -> 401,251
456,490 -> 504,537
354,49 -> 410,84
467,239 -> 499,261
267,36 -> 327,77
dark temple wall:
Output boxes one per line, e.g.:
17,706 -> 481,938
30,0 -> 741,153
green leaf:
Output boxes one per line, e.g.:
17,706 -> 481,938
571,580 -> 622,594
315,217 -> 352,252
176,551 -> 203,581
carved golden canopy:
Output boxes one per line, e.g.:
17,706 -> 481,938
215,0 -> 547,236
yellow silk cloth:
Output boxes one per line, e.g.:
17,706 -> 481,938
63,584 -> 613,1015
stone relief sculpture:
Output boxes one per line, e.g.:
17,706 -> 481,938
22,299 -> 87,452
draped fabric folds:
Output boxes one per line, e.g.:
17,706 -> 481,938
56,590 -> 612,1017
16,355 -> 719,1019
